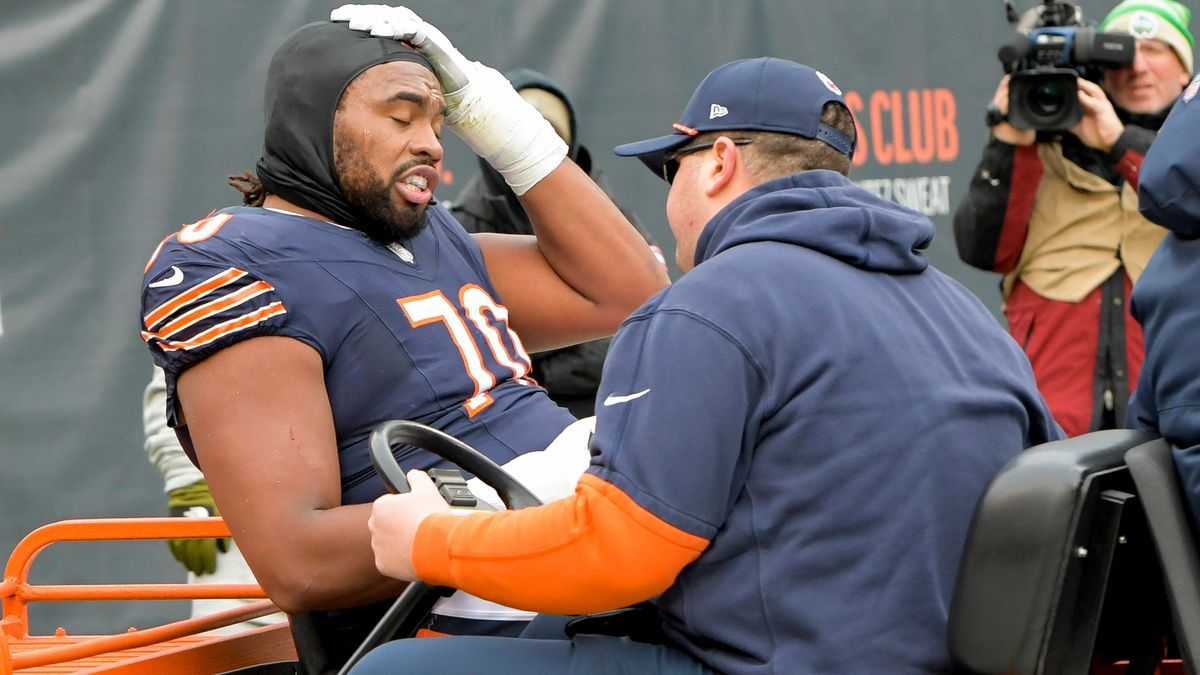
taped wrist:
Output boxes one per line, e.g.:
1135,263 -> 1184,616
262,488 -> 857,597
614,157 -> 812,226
445,64 -> 568,196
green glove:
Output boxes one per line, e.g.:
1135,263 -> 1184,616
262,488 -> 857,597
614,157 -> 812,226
167,480 -> 229,576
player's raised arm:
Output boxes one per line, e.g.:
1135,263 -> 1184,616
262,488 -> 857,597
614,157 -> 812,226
335,5 -> 669,351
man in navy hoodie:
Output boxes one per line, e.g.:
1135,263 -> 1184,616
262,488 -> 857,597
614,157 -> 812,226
352,56 -> 1062,675
1127,72 -> 1200,531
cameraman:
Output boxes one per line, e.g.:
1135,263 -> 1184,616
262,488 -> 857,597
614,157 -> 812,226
954,0 -> 1194,437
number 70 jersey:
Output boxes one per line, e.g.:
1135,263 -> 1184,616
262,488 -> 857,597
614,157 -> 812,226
140,205 -> 575,504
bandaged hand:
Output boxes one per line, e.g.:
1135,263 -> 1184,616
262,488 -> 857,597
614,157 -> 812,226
331,4 -> 567,195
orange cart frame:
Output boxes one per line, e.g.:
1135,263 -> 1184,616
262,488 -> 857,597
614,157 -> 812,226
1,517 -> 295,674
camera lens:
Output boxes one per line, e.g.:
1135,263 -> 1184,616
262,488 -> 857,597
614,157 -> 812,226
1008,70 -> 1081,130
1030,81 -> 1066,118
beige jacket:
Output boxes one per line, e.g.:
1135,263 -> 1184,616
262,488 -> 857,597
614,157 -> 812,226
1003,141 -> 1168,302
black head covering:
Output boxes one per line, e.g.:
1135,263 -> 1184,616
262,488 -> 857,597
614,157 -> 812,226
504,68 -> 579,157
255,22 -> 434,229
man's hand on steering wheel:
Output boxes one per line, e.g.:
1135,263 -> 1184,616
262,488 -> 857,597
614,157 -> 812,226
368,470 -> 451,581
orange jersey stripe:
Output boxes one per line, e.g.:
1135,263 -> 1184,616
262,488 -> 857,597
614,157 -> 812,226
413,473 -> 709,615
143,267 -> 247,329
146,302 -> 287,352
142,280 -> 275,341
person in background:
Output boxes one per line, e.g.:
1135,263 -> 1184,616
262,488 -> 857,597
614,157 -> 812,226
954,0 -> 1193,437
449,67 -> 664,418
1125,69 -> 1200,531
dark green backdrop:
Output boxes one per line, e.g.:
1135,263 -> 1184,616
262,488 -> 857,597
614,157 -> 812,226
0,0 -> 1128,633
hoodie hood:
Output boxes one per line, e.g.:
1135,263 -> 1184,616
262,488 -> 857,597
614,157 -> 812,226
695,170 -> 934,273
1138,95 -> 1200,238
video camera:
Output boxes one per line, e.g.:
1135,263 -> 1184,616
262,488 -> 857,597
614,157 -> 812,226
997,1 -> 1135,130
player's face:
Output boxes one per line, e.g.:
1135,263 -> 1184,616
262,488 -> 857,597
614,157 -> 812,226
333,61 -> 446,244
1102,39 -> 1190,115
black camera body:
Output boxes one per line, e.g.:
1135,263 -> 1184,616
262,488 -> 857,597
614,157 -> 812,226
998,1 -> 1135,130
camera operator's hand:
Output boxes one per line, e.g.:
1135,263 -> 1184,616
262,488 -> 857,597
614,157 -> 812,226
990,76 -> 1036,146
1071,78 -> 1124,153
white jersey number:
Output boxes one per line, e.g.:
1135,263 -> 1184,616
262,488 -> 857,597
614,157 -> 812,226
398,285 -> 534,417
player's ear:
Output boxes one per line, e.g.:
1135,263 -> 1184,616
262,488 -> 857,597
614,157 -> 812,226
703,136 -> 742,198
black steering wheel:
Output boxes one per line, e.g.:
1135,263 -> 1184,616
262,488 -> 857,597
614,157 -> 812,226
335,420 -> 543,674
367,420 -> 542,508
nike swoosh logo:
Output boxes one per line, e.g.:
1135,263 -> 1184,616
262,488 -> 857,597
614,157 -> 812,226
603,388 -> 651,406
148,266 -> 184,288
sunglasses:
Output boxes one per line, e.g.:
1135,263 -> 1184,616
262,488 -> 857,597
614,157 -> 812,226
661,138 -> 753,184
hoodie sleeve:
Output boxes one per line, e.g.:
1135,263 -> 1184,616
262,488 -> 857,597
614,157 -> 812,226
414,473 -> 709,614
1139,82 -> 1200,236
410,307 -> 762,613
1127,258 -> 1200,530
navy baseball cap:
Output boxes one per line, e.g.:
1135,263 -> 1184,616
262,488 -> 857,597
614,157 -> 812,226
614,57 -> 855,181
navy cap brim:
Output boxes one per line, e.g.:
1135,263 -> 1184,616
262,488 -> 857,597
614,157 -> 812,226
613,133 -> 694,182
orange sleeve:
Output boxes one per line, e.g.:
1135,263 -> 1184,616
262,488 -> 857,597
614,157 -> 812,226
412,473 -> 710,615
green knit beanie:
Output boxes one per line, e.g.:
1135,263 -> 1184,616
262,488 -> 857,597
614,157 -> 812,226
1101,0 -> 1195,73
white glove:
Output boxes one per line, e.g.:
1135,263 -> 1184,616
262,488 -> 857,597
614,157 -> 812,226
331,4 -> 567,195
331,5 -> 470,91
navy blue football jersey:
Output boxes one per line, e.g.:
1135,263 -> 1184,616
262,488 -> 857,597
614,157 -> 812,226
140,205 -> 575,504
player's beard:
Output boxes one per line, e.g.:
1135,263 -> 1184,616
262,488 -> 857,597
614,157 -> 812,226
334,137 -> 430,245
